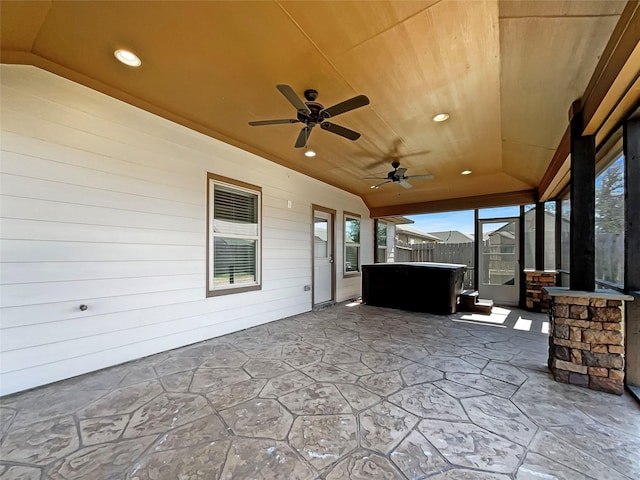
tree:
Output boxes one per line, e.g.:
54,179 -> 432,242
346,218 -> 360,243
595,162 -> 624,233
376,221 -> 387,246
595,161 -> 624,284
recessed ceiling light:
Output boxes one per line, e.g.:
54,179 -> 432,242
433,113 -> 450,122
114,49 -> 142,67
304,148 -> 316,157
461,170 -> 472,175
370,185 -> 378,189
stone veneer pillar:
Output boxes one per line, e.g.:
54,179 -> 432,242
544,287 -> 633,395
524,270 -> 556,312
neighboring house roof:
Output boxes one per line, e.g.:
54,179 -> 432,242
378,216 -> 414,225
489,230 -> 516,241
427,230 -> 474,244
395,225 -> 441,242
527,208 -> 570,226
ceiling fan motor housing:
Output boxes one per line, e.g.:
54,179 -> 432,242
303,89 -> 319,101
297,102 -> 325,126
388,161 -> 401,180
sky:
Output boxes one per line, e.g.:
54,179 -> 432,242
407,206 -> 520,235
595,155 -> 624,189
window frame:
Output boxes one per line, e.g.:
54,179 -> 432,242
375,219 -> 388,263
206,172 -> 262,297
344,212 -> 361,277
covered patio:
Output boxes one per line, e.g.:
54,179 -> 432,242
1,1 -> 640,478
2,302 -> 639,479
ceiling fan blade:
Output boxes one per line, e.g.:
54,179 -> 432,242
276,84 -> 311,115
406,174 -> 434,180
399,180 -> 413,189
396,167 -> 407,177
365,159 -> 388,169
362,176 -> 387,180
249,119 -> 299,126
320,122 -> 361,140
395,150 -> 431,159
321,95 -> 370,118
371,180 -> 391,190
294,126 -> 312,148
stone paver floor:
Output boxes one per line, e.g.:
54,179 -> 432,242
1,303 -> 639,479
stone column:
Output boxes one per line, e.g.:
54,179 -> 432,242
524,270 -> 556,312
544,287 -> 633,395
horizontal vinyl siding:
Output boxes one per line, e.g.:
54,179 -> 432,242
0,65 -> 372,395
0,260 -> 203,284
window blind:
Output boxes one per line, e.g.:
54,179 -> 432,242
214,185 -> 258,235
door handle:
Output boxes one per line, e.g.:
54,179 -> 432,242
330,257 -> 334,263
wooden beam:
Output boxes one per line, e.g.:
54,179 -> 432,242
582,1 -> 640,136
596,74 -> 640,146
569,111 -> 596,291
538,126 -> 570,201
369,189 -> 537,218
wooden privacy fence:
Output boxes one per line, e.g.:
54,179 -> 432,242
396,242 -> 474,288
395,233 -> 623,289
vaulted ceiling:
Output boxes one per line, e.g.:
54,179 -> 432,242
0,1 -> 631,215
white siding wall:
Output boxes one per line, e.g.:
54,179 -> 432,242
0,65 -> 372,395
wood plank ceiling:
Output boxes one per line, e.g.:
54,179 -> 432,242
0,0 -> 625,215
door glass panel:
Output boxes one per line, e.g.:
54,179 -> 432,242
482,222 -> 517,286
314,217 -> 328,258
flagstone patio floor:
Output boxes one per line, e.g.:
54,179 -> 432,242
1,303 -> 639,479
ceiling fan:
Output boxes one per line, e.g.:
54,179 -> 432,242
359,138 -> 431,169
365,161 -> 434,189
248,84 -> 369,148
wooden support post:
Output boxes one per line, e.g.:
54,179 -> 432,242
519,205 -> 526,308
570,111 -> 596,291
555,199 -> 562,279
474,209 -> 479,290
624,116 -> 640,392
625,117 -> 640,292
535,202 -> 545,271
373,219 -> 379,263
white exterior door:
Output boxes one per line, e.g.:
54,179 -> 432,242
478,219 -> 520,306
313,209 -> 334,305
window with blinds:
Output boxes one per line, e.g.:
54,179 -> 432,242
207,174 -> 261,296
344,213 -> 361,274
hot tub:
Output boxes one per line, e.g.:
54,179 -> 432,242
362,262 -> 467,315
